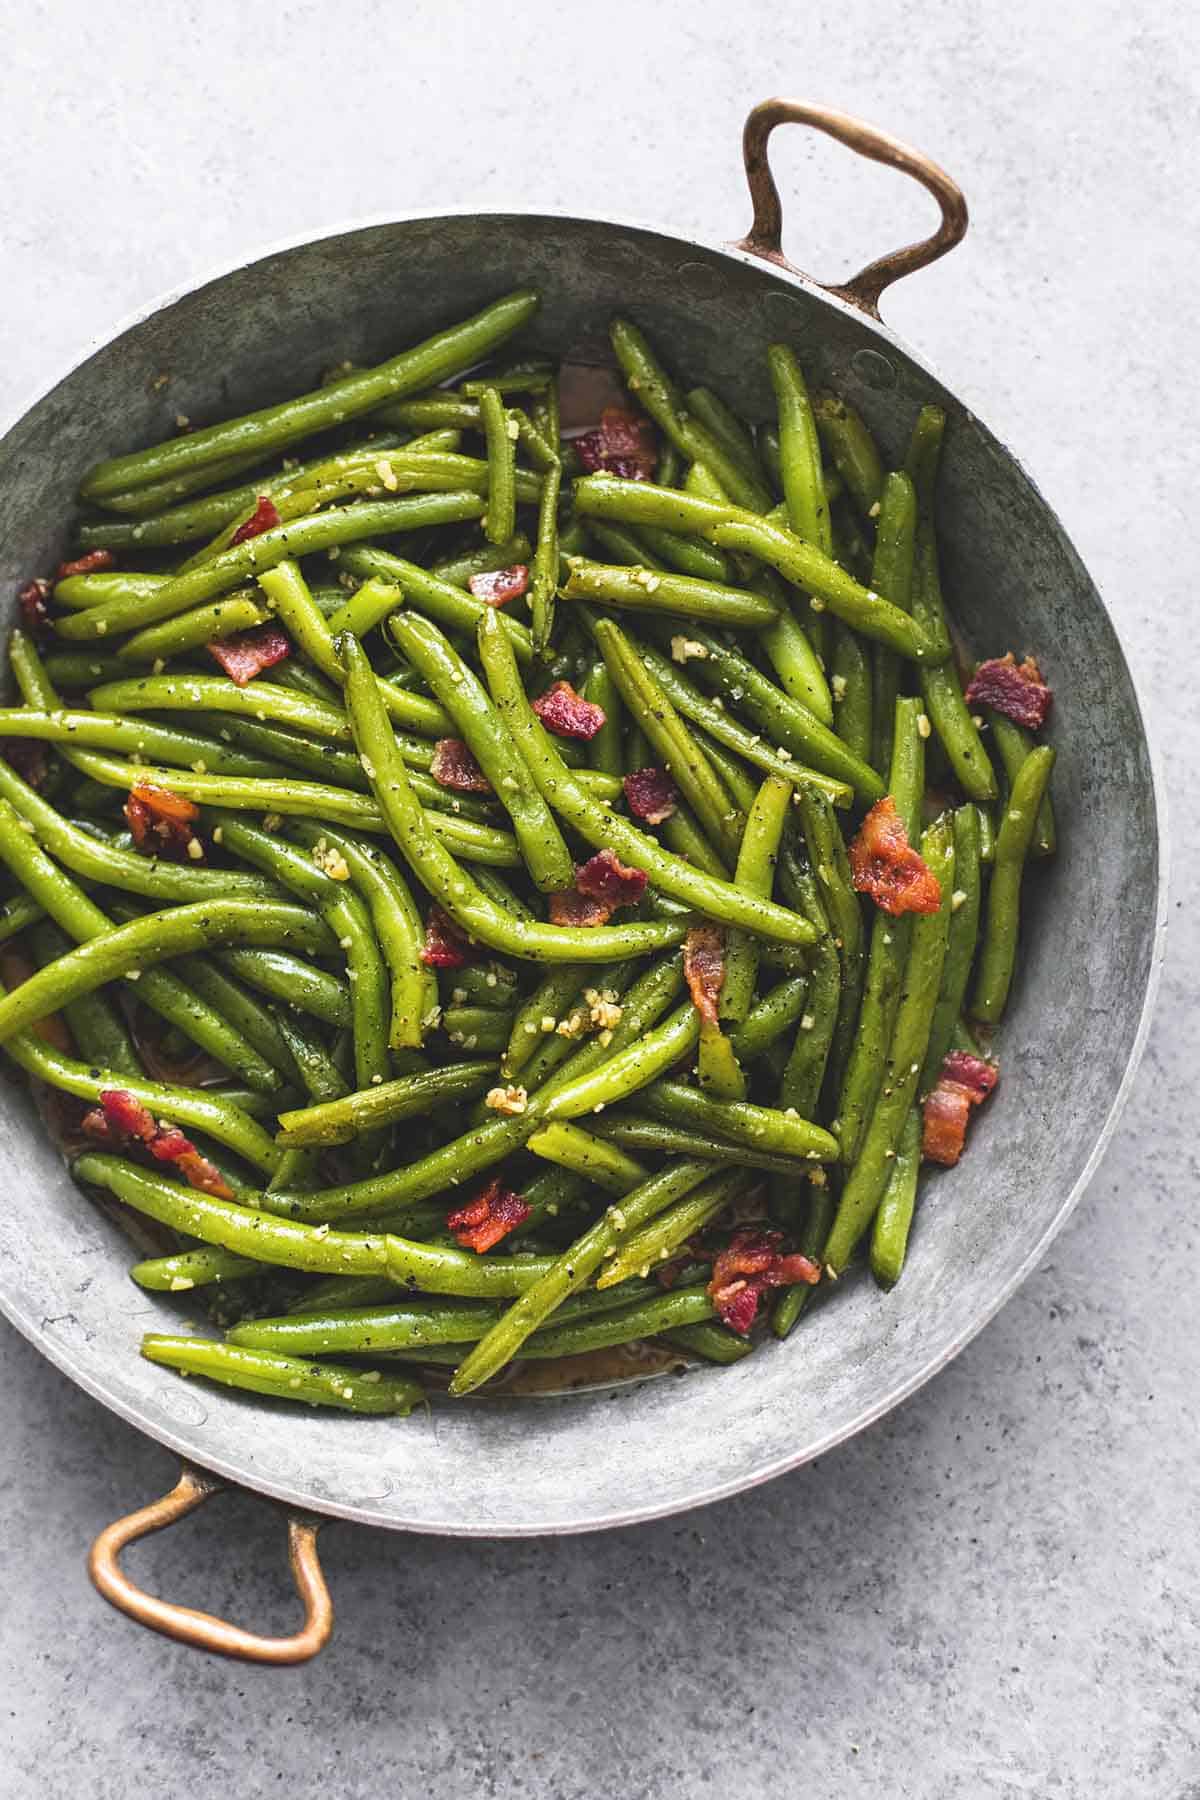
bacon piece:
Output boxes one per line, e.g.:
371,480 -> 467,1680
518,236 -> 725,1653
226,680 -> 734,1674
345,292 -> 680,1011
623,766 -> 678,825
849,797 -> 941,916
684,923 -> 725,1024
576,848 -> 647,909
420,906 -> 473,968
965,653 -> 1052,730
17,579 -> 53,638
80,1088 -> 234,1198
708,1228 -> 822,1335
56,550 -> 115,578
548,887 -> 612,928
447,1176 -> 531,1253
430,737 -> 492,794
124,782 -> 202,862
467,564 -> 529,606
228,495 -> 281,546
531,680 -> 607,740
3,740 -> 49,791
207,622 -> 291,686
921,1052 -> 999,1166
575,408 -> 657,481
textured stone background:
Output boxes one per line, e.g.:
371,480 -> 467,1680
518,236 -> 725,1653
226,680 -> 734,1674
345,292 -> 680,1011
1,4 -> 1195,1795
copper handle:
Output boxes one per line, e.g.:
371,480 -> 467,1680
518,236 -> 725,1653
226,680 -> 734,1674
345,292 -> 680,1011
733,98 -> 968,318
88,1463 -> 333,1664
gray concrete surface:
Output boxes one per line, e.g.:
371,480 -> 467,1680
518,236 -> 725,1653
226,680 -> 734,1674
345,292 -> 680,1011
1,3 -> 1195,1795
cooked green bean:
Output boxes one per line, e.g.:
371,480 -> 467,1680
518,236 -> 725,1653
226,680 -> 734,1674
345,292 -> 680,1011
117,594 -> 268,663
277,1062 -> 495,1147
597,1175 -> 744,1287
796,787 -> 865,1094
830,623 -> 872,767
921,803 -> 983,1086
526,1121 -> 650,1194
530,452 -> 561,659
985,707 -> 1056,856
971,747 -> 1056,1023
589,1113 -> 813,1180
869,1106 -> 922,1287
29,917 -> 141,1077
812,392 -> 885,518
141,1333 -> 424,1414
867,472 -> 918,777
217,948 -> 351,1027
721,774 -> 791,1031
562,561 -> 779,629
341,543 -> 534,663
684,387 -> 764,490
131,1246 -> 263,1291
639,1079 -> 839,1160
81,291 -> 539,498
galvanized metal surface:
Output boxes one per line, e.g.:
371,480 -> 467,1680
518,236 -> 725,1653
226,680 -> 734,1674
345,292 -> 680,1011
0,207 -> 1163,1537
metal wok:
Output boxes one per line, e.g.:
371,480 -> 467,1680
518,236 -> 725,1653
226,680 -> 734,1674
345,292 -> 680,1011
0,102 -> 1164,1662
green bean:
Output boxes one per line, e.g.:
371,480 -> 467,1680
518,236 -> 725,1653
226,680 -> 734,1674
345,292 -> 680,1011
665,1320 -> 753,1364
0,892 -> 45,944
588,1113 -> 807,1179
476,387 -> 517,546
461,360 -> 553,397
768,343 -> 833,556
524,956 -> 675,1098
64,752 -> 521,865
770,1173 -> 835,1336
276,1062 -> 494,1147
869,1107 -> 922,1287
530,455 -> 561,658
867,472 -> 918,776
185,712 -> 374,791
117,594 -> 268,663
54,572 -> 170,609
323,573 -> 414,640
824,816 -> 955,1274
216,948 -> 351,1027
341,543 -> 534,664
835,696 -> 925,1160
695,731 -> 760,817
90,671 -> 357,741
442,1008 -> 511,1053
388,1286 -> 718,1367
38,654 -> 128,689
92,449 -> 272,517
812,392 -> 885,518
141,1334 -> 423,1414
563,560 -> 779,629
728,974 -> 809,1061
272,1009 -> 349,1107
830,623 -> 872,767
131,1247 -> 263,1291
761,603 -> 835,727
678,626 -> 883,805
480,610 -> 818,945
721,774 -> 791,1031
632,523 -> 732,584
921,803 -> 983,1087
76,1151 -> 390,1272
592,616 -> 740,867
0,891 -> 332,1045
684,387 -> 765,490
639,1079 -> 838,1160
610,320 -> 773,513
287,1274 -> 403,1315
29,917 -> 141,1078
430,534 -> 531,589
80,290 -> 539,498
796,787 -> 865,1094
372,393 -> 482,434
387,608 -> 574,892
986,708 -> 1056,856
341,630 -> 686,961
574,476 -> 934,662
58,495 -> 484,644
971,747 -> 1055,1023
578,660 -> 622,779
976,802 -> 996,865
540,1000 -> 701,1121
0,703 -> 282,784
448,961 -> 519,1009
502,964 -> 587,1080
290,822 -> 434,1049
385,1234 -> 557,1299
597,1172 -> 742,1286
526,1121 -> 650,1194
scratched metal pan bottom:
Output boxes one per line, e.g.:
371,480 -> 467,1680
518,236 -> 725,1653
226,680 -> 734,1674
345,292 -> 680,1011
0,106 -> 1163,1657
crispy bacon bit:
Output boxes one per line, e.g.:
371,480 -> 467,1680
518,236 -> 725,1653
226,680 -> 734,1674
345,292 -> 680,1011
447,1176 -> 531,1253
708,1228 -> 822,1335
548,887 -> 612,927
207,622 -> 291,686
17,579 -> 53,637
228,495 -> 281,546
684,924 -> 725,1024
576,848 -> 647,909
124,782 -> 202,862
921,1052 -> 998,1166
430,737 -> 492,794
849,797 -> 942,916
575,408 -> 658,481
467,564 -> 529,606
3,740 -> 49,790
531,680 -> 607,740
965,653 -> 1052,730
56,549 -> 115,579
623,765 -> 678,825
420,906 -> 473,968
81,1088 -> 234,1200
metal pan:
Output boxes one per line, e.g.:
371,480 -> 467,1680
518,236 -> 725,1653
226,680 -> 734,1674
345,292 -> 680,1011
0,102 -> 1165,1663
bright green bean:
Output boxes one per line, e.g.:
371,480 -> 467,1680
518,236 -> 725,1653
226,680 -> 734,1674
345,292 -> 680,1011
562,560 -> 779,629
141,1334 -> 423,1414
921,803 -> 983,1087
276,1062 -> 495,1147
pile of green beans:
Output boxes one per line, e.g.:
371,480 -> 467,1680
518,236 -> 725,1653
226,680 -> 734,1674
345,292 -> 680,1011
1,291 -> 1055,1415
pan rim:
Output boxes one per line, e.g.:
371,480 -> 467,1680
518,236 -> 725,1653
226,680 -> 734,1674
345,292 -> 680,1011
0,205 -> 1170,1535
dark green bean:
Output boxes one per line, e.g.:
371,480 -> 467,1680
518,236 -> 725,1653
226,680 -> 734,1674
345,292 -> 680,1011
638,1079 -> 839,1160
868,472 -> 918,777
477,387 -> 517,545
971,747 -> 1055,1023
796,787 -> 865,1094
812,392 -> 885,518
869,1106 -> 922,1287
985,708 -> 1056,855
530,457 -> 561,657
28,917 -> 141,1078
921,803 -> 983,1087
276,1062 -> 495,1147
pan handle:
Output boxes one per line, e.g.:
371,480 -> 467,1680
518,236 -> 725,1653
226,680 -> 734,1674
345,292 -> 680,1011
88,1462 -> 333,1663
732,99 -> 968,319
